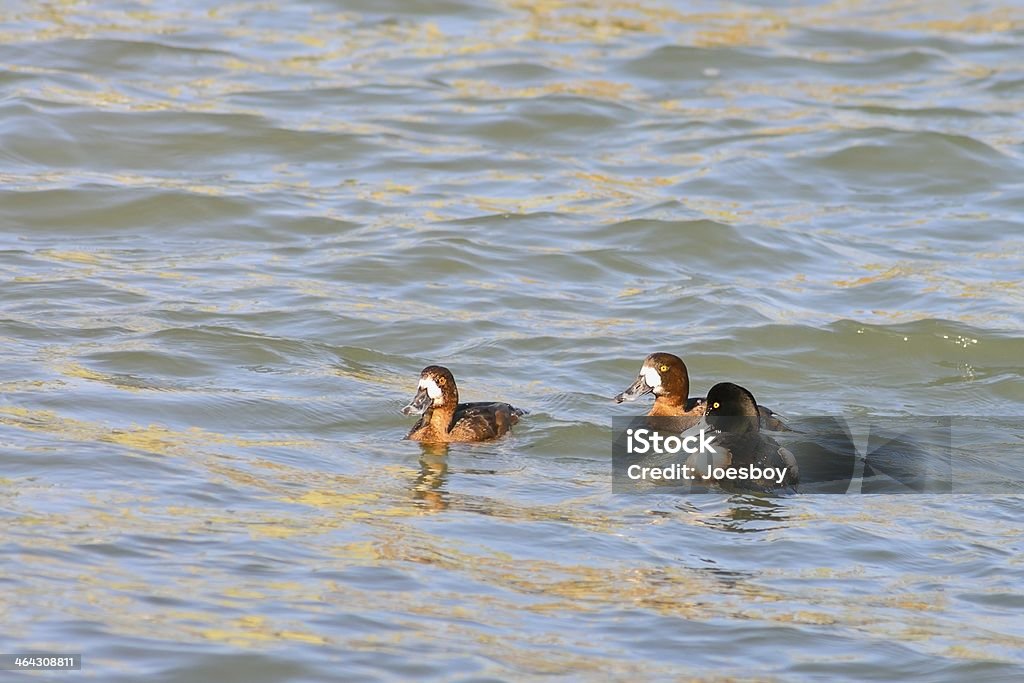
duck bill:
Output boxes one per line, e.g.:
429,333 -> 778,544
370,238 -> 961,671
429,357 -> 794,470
697,412 -> 756,434
402,387 -> 432,415
614,374 -> 654,403
681,416 -> 712,439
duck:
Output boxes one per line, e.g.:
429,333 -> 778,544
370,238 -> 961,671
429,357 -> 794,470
402,365 -> 526,443
614,352 -> 790,431
682,382 -> 799,492
614,352 -> 704,422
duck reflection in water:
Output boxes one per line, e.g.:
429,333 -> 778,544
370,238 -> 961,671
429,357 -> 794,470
413,444 -> 450,512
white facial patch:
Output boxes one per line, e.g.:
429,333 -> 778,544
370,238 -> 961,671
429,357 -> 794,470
418,377 -> 443,403
641,366 -> 662,391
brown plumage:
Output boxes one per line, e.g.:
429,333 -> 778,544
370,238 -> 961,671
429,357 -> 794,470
614,352 -> 790,431
614,353 -> 706,428
402,365 -> 525,443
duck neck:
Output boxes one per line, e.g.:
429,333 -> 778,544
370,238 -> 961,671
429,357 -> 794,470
656,371 -> 690,411
652,393 -> 686,413
426,404 -> 457,433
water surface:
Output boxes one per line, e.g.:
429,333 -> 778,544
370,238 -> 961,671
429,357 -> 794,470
2,0 -> 1023,680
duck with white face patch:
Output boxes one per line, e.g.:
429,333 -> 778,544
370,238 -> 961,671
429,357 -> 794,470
402,365 -> 527,443
614,353 -> 708,426
614,352 -> 790,431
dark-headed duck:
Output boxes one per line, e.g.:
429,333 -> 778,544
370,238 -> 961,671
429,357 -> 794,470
614,352 -> 790,431
402,365 -> 525,443
683,382 -> 798,491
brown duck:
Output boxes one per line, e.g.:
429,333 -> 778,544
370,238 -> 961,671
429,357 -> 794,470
614,352 -> 789,431
402,365 -> 526,443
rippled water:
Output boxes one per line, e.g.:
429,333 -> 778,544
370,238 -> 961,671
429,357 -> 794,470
2,0 -> 1024,680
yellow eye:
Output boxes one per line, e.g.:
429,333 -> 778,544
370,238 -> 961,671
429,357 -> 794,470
659,365 -> 668,372
712,402 -> 720,409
